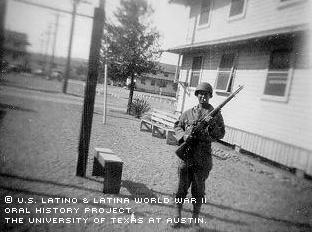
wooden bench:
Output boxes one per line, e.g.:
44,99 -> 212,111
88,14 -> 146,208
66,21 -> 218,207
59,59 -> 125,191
140,109 -> 179,145
92,148 -> 123,194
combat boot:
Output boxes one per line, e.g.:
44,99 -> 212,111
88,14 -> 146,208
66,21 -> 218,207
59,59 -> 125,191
171,202 -> 183,229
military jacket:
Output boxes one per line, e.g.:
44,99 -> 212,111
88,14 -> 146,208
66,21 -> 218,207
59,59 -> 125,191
174,104 -> 225,170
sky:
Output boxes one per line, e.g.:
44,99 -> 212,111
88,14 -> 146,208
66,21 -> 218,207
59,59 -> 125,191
5,0 -> 190,65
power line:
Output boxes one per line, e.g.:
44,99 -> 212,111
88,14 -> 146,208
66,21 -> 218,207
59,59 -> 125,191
12,0 -> 94,92
13,0 -> 93,19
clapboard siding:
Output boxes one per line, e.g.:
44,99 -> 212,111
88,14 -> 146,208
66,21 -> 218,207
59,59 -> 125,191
186,0 -> 309,44
224,125 -> 312,175
177,35 -> 312,174
176,0 -> 312,174
223,45 -> 312,151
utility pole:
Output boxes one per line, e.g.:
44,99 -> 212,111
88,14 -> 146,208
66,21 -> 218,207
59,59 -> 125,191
76,0 -> 105,177
0,0 -> 7,72
102,5 -> 108,124
48,13 -> 60,76
40,33 -> 44,55
62,0 -> 78,93
12,0 -> 92,87
44,24 -> 52,74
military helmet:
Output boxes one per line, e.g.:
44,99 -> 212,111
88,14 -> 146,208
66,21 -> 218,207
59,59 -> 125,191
195,82 -> 213,97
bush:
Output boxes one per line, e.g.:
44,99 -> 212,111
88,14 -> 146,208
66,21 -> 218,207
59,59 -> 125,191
130,97 -> 151,118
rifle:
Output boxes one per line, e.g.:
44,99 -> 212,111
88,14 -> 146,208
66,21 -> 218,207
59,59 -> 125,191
175,85 -> 244,162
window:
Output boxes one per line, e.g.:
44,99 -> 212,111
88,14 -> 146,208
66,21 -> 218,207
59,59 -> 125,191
14,42 -> 21,48
263,49 -> 292,100
151,79 -> 155,86
172,83 -> 178,91
229,0 -> 247,19
158,80 -> 167,88
12,53 -> 19,60
190,56 -> 202,87
199,0 -> 212,26
215,53 -> 235,92
140,78 -> 145,85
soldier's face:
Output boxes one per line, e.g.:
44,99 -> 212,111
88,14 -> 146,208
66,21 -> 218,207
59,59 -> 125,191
197,91 -> 210,104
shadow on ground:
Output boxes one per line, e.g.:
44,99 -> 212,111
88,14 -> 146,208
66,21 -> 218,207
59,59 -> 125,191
0,103 -> 37,113
1,80 -> 83,98
0,110 -> 6,123
2,172 -> 311,230
94,110 -> 139,122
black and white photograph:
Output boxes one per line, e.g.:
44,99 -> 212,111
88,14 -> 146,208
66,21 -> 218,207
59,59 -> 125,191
0,0 -> 312,231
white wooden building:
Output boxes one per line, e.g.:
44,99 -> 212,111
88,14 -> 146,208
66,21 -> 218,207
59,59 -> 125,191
168,0 -> 312,175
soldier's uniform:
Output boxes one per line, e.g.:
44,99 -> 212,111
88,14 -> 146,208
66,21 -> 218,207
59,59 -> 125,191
172,82 -> 225,226
174,104 -> 225,199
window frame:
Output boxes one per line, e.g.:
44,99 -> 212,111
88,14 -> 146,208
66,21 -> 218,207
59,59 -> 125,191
189,56 -> 203,88
228,0 -> 248,21
261,49 -> 294,102
278,0 -> 306,8
214,53 -> 237,93
198,0 -> 213,28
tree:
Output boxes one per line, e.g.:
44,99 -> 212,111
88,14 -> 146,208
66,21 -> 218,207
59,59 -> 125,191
102,0 -> 161,114
76,64 -> 88,76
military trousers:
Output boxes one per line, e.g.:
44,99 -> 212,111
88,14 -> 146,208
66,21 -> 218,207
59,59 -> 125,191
175,164 -> 209,201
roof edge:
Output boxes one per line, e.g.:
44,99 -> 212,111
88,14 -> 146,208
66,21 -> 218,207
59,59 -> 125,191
168,0 -> 192,6
167,24 -> 308,54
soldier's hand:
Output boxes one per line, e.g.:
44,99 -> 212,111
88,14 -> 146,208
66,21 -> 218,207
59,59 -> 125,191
183,134 -> 193,142
207,116 -> 217,127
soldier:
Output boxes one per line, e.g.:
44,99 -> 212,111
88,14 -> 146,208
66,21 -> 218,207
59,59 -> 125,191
172,82 -> 225,228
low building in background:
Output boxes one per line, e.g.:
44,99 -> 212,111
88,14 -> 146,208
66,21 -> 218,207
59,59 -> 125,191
135,63 -> 178,97
29,52 -> 88,81
3,30 -> 31,72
